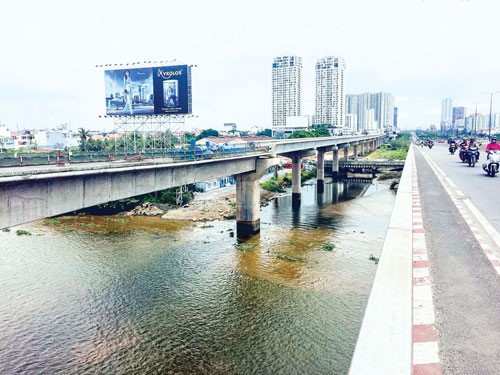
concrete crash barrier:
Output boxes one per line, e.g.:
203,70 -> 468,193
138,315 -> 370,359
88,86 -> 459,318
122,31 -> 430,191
349,147 -> 414,374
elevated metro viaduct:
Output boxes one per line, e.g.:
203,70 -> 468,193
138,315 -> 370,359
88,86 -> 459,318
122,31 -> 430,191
0,135 -> 384,236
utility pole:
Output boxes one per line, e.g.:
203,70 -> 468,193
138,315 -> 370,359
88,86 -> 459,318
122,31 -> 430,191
482,91 -> 500,139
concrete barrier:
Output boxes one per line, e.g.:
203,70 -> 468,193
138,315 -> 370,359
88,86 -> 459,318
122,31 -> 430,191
349,147 -> 413,374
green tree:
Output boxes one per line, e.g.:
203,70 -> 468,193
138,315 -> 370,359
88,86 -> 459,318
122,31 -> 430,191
196,129 -> 219,141
311,125 -> 331,137
77,128 -> 91,151
289,130 -> 315,139
256,129 -> 272,137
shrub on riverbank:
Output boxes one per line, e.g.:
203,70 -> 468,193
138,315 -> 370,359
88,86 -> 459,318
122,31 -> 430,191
367,134 -> 411,160
377,171 -> 402,180
260,169 -> 316,192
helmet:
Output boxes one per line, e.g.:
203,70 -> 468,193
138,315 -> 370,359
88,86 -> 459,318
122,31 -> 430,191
492,137 -> 497,141
470,138 -> 475,141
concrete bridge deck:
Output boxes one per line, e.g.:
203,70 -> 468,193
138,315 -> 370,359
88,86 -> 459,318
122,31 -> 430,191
350,144 -> 500,374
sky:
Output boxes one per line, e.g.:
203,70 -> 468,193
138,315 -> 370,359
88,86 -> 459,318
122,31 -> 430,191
1,0 -> 499,132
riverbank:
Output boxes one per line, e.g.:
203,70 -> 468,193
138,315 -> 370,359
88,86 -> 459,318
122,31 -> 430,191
124,185 -> 280,222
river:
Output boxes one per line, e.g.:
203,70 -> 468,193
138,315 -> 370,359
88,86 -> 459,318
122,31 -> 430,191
0,180 -> 395,374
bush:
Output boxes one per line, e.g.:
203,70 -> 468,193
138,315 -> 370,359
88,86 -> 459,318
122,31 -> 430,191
16,229 -> 31,236
322,242 -> 336,251
261,180 -> 286,193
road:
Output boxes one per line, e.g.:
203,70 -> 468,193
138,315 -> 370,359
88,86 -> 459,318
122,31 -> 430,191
414,143 -> 500,374
420,142 -> 500,232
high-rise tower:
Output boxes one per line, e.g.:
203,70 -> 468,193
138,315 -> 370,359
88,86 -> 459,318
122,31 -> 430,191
315,56 -> 346,130
272,56 -> 302,129
441,98 -> 453,130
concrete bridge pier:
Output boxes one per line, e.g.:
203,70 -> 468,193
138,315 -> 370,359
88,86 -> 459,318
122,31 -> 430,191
353,143 -> 359,160
331,146 -> 339,181
292,154 -> 302,208
235,172 -> 261,237
278,150 -> 316,209
343,146 -> 349,161
235,157 -> 279,237
360,142 -> 365,157
316,149 -> 325,194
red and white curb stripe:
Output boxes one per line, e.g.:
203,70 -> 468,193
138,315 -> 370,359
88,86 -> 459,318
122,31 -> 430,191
412,157 -> 442,374
420,151 -> 500,276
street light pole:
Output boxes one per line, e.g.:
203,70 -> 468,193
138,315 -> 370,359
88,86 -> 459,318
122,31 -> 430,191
482,91 -> 500,139
468,101 -> 483,138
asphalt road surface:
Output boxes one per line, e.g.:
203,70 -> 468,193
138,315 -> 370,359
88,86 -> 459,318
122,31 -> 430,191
414,145 -> 500,374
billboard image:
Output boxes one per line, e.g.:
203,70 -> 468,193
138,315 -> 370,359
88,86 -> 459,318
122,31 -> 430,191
105,64 -> 192,116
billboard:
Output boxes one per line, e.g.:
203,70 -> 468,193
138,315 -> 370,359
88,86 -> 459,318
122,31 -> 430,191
104,65 -> 192,116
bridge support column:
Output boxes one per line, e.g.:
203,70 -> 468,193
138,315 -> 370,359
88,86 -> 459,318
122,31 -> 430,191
317,149 -> 325,194
332,146 -> 339,181
353,144 -> 359,161
343,146 -> 349,161
235,157 -> 280,237
235,172 -> 261,237
361,142 -> 365,156
292,154 -> 301,208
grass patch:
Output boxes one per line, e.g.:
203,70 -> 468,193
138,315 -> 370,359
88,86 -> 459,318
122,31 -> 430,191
367,148 -> 408,160
377,171 -> 402,180
369,254 -> 379,264
45,218 -> 61,225
103,217 -> 130,223
260,179 -> 285,193
16,229 -> 31,236
235,242 -> 257,252
322,242 -> 336,251
274,252 -> 304,262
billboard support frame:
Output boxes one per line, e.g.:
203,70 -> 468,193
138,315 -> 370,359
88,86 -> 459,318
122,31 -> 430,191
108,114 -> 193,154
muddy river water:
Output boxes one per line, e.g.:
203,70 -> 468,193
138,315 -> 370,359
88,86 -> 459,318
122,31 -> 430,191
0,180 -> 395,374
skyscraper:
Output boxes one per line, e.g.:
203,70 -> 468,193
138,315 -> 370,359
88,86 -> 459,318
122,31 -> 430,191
315,56 -> 346,130
345,92 -> 395,131
272,56 -> 302,129
441,98 -> 453,130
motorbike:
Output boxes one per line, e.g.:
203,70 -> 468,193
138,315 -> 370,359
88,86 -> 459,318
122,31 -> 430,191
449,143 -> 457,155
459,146 -> 467,162
428,140 -> 434,149
465,148 -> 480,167
482,150 -> 500,176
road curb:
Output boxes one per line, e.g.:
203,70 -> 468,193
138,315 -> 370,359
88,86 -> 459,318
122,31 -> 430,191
411,150 -> 442,374
349,147 -> 413,374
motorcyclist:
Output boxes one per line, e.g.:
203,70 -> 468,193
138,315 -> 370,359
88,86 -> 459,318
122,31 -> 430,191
448,139 -> 457,153
459,136 -> 468,149
485,136 -> 500,158
467,137 -> 480,160
459,137 -> 468,160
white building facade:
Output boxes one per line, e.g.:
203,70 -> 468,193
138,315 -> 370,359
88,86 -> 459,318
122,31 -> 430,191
346,92 -> 394,132
314,56 -> 346,131
441,98 -> 453,130
272,56 -> 302,132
